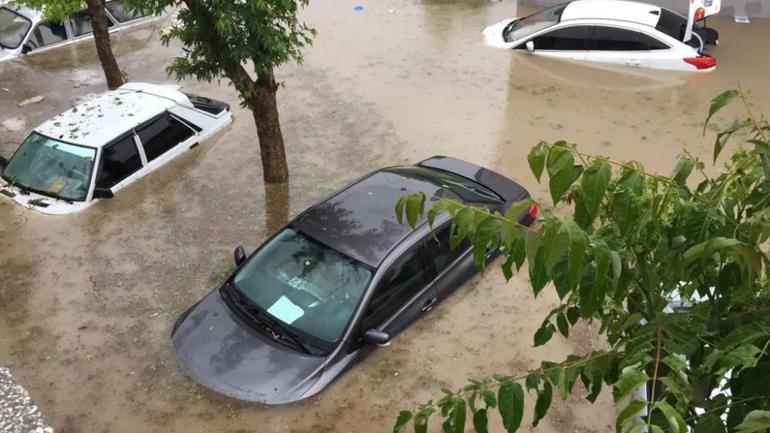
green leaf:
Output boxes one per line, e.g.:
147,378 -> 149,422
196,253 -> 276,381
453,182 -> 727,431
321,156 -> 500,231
549,166 -> 577,204
671,155 -> 695,186
616,400 -> 647,433
498,381 -> 524,433
405,192 -> 426,228
526,231 -> 549,295
528,141 -> 550,183
473,408 -> 489,433
414,405 -> 435,433
581,160 -> 612,220
448,398 -> 466,433
504,199 -> 534,223
556,313 -> 569,338
735,410 -> 770,433
613,366 -> 649,403
533,381 -> 552,427
654,401 -> 687,433
483,390 -> 497,408
713,118 -> 750,163
661,353 -> 687,374
393,411 -> 413,433
427,200 -> 449,228
695,412 -> 725,433
534,323 -> 554,347
703,89 -> 738,135
566,307 -> 580,325
555,367 -> 571,400
682,237 -> 742,265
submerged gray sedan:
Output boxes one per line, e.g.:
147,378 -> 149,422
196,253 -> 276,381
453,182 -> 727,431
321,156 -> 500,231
171,156 -> 537,404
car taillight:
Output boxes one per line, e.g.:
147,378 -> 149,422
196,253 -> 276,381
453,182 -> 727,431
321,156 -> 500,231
684,55 -> 716,70
694,6 -> 705,21
527,204 -> 538,219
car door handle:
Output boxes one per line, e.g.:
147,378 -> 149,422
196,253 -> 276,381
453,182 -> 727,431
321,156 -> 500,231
421,298 -> 437,312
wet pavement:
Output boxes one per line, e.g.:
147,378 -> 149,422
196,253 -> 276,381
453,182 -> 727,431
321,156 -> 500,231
1,1 -> 770,432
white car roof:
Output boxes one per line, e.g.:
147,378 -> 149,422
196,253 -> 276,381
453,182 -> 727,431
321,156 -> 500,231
561,0 -> 662,27
34,83 -> 194,149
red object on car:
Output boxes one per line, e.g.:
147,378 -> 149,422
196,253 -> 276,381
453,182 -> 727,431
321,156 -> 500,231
683,55 -> 716,70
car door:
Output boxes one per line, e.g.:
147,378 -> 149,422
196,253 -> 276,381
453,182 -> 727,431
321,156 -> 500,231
92,133 -> 145,196
586,25 -> 670,68
135,112 -> 198,170
360,244 -> 438,339
519,25 -> 592,62
424,223 -> 475,302
22,20 -> 70,54
67,9 -> 116,41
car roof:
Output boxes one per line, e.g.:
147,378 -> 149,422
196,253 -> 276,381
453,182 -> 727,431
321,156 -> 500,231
34,83 -> 194,149
292,168 -> 452,268
561,0 -> 662,27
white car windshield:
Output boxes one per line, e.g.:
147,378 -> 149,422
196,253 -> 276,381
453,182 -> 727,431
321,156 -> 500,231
0,7 -> 31,49
503,3 -> 567,43
1,132 -> 96,201
232,228 -> 372,344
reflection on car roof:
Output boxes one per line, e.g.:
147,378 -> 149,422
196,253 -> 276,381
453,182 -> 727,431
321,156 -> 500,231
292,169 -> 448,268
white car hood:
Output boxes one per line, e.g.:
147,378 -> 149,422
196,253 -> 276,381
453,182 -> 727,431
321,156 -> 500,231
0,48 -> 13,61
482,18 -> 517,49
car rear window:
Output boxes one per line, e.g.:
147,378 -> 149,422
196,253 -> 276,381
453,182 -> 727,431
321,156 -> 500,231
387,166 -> 503,204
655,8 -> 686,40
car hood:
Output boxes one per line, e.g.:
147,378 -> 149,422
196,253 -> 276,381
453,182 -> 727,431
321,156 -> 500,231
482,18 -> 517,49
0,48 -> 13,61
171,287 -> 327,404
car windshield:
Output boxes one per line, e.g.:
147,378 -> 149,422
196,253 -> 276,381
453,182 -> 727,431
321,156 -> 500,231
232,228 -> 372,346
503,3 -> 567,42
655,8 -> 687,41
1,132 -> 96,201
0,7 -> 32,49
386,166 -> 503,204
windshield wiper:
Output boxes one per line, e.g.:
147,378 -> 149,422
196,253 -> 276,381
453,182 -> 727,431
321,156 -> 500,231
224,283 -> 313,355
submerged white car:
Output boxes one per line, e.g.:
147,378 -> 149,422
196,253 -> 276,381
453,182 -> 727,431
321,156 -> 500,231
0,0 -> 162,61
483,0 -> 720,72
0,83 -> 232,214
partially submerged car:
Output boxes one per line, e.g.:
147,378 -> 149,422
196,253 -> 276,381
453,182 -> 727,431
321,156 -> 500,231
0,82 -> 232,214
171,156 -> 538,404
483,0 -> 721,72
0,0 -> 162,61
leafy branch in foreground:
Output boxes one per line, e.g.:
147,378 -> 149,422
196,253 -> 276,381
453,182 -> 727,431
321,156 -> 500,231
394,88 -> 770,433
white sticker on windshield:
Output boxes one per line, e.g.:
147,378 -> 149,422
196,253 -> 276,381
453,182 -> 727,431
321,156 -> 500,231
267,295 -> 305,325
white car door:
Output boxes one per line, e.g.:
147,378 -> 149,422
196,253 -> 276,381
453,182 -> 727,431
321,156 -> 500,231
135,112 -> 199,172
520,25 -> 592,62
92,133 -> 147,196
585,25 -> 670,68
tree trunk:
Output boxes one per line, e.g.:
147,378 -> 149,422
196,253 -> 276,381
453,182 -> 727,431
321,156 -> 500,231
250,67 -> 289,184
86,0 -> 124,90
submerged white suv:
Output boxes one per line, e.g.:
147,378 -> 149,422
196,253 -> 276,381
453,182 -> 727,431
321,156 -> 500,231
483,0 -> 720,72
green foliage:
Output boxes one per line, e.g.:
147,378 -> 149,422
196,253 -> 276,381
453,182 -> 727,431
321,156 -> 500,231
394,89 -> 770,432
11,0 -> 84,22
130,0 -> 315,106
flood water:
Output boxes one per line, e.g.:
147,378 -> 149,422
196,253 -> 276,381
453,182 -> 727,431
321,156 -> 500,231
1,1 -> 769,432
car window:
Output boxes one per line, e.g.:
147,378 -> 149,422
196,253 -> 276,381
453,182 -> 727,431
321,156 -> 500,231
69,10 -> 114,37
95,135 -> 142,189
590,26 -> 666,51
105,0 -> 146,23
136,114 -> 195,162
655,8 -> 687,40
363,248 -> 427,329
425,225 -> 471,275
503,3 -> 568,43
530,25 -> 592,50
232,228 -> 372,345
26,21 -> 68,50
0,7 -> 32,49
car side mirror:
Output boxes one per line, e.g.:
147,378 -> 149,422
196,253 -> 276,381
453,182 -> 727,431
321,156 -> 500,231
92,187 -> 114,199
0,156 -> 7,170
233,245 -> 246,266
22,44 -> 32,54
363,328 -> 390,345
525,40 -> 535,52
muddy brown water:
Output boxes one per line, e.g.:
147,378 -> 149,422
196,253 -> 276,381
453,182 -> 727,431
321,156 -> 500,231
1,1 -> 769,432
